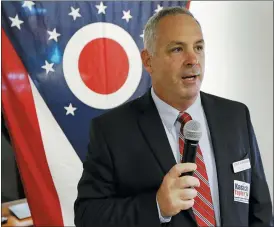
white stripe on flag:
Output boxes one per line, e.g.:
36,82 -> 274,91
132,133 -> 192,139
30,78 -> 83,226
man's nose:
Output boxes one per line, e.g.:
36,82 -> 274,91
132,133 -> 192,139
184,52 -> 198,66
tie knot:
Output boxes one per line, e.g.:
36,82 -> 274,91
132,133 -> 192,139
178,112 -> 192,128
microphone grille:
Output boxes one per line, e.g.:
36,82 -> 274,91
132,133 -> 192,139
183,120 -> 202,141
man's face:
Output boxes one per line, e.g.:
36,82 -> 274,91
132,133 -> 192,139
142,14 -> 205,104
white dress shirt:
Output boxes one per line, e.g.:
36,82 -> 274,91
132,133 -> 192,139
151,88 -> 221,226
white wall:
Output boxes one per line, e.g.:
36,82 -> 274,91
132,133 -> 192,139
190,1 -> 273,202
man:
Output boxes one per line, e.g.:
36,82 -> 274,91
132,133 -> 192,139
74,7 -> 272,227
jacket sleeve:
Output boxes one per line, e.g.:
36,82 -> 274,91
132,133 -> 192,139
245,106 -> 273,226
74,118 -> 161,227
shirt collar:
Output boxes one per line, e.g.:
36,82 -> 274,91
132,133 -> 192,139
151,87 -> 202,132
182,92 -> 202,121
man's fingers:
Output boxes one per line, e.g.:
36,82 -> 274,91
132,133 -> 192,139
158,163 -> 199,216
168,163 -> 197,178
176,176 -> 200,189
179,199 -> 195,210
179,188 -> 197,200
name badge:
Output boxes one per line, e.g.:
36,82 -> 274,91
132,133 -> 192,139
234,180 -> 250,204
232,158 -> 251,173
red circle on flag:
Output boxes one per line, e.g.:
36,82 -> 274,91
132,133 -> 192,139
78,38 -> 129,94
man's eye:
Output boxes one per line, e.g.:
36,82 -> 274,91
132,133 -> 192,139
171,47 -> 183,53
195,46 -> 204,51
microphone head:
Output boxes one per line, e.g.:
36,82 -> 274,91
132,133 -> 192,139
183,120 -> 202,141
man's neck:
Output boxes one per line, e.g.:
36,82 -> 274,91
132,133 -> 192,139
153,89 -> 198,113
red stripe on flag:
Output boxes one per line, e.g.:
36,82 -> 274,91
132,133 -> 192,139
186,0 -> 191,9
1,29 -> 64,226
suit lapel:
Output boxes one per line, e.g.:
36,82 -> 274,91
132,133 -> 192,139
136,90 -> 176,175
200,92 -> 233,226
136,90 -> 197,225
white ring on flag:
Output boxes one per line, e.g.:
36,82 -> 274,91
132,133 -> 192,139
63,22 -> 142,109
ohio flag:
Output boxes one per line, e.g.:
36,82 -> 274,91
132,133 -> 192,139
1,1 -> 189,226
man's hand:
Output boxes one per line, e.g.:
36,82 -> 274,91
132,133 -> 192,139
156,163 -> 200,217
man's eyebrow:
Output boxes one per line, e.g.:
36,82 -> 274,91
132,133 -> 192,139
195,39 -> 204,44
167,41 -> 185,47
167,39 -> 204,47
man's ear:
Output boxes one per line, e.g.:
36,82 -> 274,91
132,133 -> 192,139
141,49 -> 153,74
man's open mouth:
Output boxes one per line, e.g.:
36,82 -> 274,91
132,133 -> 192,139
182,75 -> 198,80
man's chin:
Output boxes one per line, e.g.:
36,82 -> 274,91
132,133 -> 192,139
179,88 -> 200,101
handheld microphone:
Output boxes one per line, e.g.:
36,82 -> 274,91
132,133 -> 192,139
181,120 -> 202,176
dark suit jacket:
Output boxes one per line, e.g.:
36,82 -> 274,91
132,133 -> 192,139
74,90 -> 272,227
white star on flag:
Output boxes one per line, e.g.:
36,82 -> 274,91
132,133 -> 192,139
42,61 -> 55,74
96,2 -> 107,14
47,28 -> 61,42
64,103 -> 77,116
9,15 -> 24,30
155,4 -> 163,13
122,10 -> 133,22
22,1 -> 35,11
68,7 -> 82,21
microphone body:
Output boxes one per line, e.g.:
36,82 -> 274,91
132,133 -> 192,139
180,119 -> 202,177
181,139 -> 199,164
181,139 -> 199,176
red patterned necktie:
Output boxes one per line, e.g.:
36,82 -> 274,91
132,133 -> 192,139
178,112 -> 216,226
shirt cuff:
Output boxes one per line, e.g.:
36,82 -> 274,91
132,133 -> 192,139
156,197 -> 172,223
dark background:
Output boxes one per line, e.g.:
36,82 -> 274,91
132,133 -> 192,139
2,113 -> 25,203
